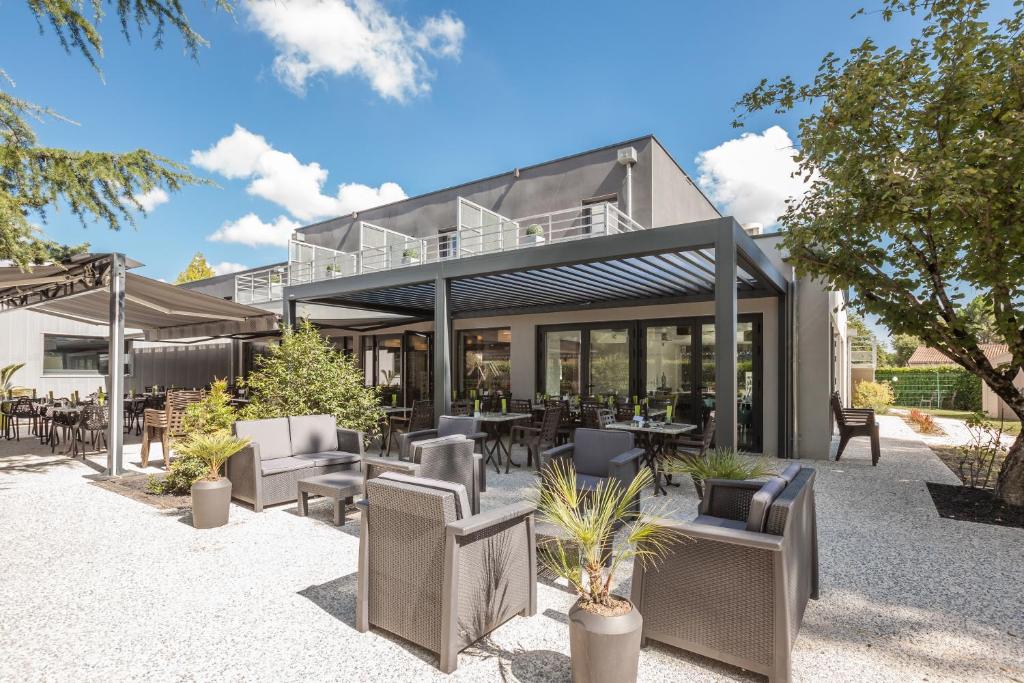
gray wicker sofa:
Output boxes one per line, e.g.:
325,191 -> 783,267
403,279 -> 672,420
229,415 -> 364,512
630,464 -> 818,683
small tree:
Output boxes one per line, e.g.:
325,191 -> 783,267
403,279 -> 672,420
890,334 -> 922,367
241,320 -> 384,441
175,253 -> 217,284
735,0 -> 1024,505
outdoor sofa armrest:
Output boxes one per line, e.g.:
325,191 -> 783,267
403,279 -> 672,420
661,518 -> 785,552
699,478 -> 765,517
397,429 -> 439,460
540,443 -> 574,466
610,447 -> 646,466
446,502 -> 536,538
337,428 -> 365,456
361,455 -> 418,483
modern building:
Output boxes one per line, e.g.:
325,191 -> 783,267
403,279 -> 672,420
184,136 -> 850,459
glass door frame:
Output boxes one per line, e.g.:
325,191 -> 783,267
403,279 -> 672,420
402,330 -> 433,408
361,332 -> 433,408
535,321 -> 640,399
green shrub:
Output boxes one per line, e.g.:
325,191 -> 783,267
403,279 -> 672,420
181,378 -> 237,436
853,381 -> 895,413
876,366 -> 982,411
240,320 -> 384,442
147,452 -> 208,495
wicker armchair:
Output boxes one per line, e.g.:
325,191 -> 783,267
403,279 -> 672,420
397,415 -> 488,492
831,392 -> 881,465
630,466 -> 818,683
356,472 -> 537,673
541,427 -> 645,511
229,415 -> 364,512
361,437 -> 483,514
140,389 -> 204,468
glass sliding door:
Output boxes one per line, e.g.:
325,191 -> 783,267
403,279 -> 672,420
460,328 -> 511,397
644,323 -> 695,423
376,335 -> 403,404
403,332 -> 432,406
542,330 -> 581,396
698,320 -> 760,451
588,328 -> 631,398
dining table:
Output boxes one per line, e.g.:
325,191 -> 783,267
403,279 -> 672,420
605,420 -> 697,495
474,412 -> 533,473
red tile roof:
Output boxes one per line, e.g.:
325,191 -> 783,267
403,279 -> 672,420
907,343 -> 1010,366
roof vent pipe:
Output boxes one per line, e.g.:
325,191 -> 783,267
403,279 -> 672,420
617,147 -> 638,218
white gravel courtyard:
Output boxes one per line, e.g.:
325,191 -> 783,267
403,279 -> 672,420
1,416 -> 1021,682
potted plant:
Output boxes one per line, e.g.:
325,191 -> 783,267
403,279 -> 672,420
401,247 -> 420,265
177,431 -> 250,529
522,223 -> 545,245
536,461 -> 680,683
668,447 -> 776,499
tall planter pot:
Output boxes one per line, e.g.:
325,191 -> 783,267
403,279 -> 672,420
191,478 -> 232,529
568,596 -> 643,683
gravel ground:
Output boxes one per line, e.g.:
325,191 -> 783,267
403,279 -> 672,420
1,418 -> 1022,682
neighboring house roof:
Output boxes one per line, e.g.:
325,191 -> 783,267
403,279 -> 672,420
907,343 -> 1010,366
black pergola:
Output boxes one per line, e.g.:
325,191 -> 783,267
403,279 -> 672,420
282,217 -> 793,456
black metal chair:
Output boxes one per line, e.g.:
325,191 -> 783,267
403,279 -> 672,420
4,397 -> 38,441
72,404 -> 109,458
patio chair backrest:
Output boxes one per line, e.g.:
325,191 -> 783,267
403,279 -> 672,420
416,439 -> 477,507
510,398 -> 532,414
437,415 -> 480,438
572,428 -> 635,478
79,404 -> 109,431
451,399 -> 472,416
289,414 -> 338,455
765,467 -> 816,537
596,408 -> 615,429
410,400 -> 434,430
234,417 -> 292,460
538,407 -> 562,445
12,397 -> 36,417
700,412 -> 716,448
368,471 -> 470,521
166,390 -> 204,437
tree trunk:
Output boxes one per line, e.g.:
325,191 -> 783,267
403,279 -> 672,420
995,431 -> 1024,507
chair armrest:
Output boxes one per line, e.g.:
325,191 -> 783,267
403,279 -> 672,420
541,443 -> 575,466
398,429 -> 439,460
660,518 -> 785,552
361,455 -> 418,481
610,447 -> 646,466
446,502 -> 536,538
337,428 -> 365,456
700,478 -> 764,517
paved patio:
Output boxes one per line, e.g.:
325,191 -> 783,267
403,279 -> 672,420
0,417 -> 1021,682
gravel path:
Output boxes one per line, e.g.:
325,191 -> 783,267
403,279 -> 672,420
1,418 -> 1021,682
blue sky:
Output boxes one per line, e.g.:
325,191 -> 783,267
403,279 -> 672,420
2,0 -> 1010,304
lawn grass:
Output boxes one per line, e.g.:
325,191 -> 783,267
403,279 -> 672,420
894,406 -> 1021,436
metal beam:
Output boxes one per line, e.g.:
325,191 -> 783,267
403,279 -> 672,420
734,221 -> 787,294
433,276 -> 452,421
106,253 -> 126,476
714,229 -> 738,451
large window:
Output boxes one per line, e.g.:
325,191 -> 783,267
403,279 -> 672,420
588,328 -> 630,396
43,335 -> 108,374
542,330 -> 581,396
460,328 -> 511,397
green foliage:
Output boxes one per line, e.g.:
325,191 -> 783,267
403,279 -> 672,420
733,0 -> 1024,502
668,448 -> 777,483
958,411 -> 1009,488
180,378 -> 236,436
146,452 -> 208,495
853,381 -> 896,414
1,363 -> 25,392
535,460 -> 683,609
240,320 -> 384,441
889,333 -> 922,367
175,252 -> 216,284
526,224 -> 544,236
173,430 -> 249,481
2,0 -> 231,267
962,294 -> 1001,344
877,366 -> 982,411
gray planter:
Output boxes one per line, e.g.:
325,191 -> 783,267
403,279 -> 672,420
568,596 -> 643,683
521,233 -> 545,245
191,478 -> 232,529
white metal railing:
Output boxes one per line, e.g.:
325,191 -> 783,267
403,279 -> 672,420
850,340 -> 877,368
235,200 -> 647,303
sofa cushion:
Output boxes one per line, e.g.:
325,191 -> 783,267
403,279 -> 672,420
292,451 -> 360,467
260,456 -> 312,476
573,428 -> 635,477
234,417 -> 292,461
289,415 -> 338,455
745,477 -> 788,533
694,514 -> 747,531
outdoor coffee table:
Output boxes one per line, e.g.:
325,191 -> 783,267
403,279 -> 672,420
605,420 -> 697,496
296,471 -> 364,526
476,412 -> 532,473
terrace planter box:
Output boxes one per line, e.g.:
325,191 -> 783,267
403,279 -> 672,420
521,233 -> 545,245
568,596 -> 642,683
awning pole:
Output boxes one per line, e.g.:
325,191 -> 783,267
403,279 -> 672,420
107,253 -> 126,475
433,276 -> 452,422
714,225 -> 738,450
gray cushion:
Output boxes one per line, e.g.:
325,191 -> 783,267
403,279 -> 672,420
289,415 -> 339,455
260,456 -> 312,476
376,472 -> 472,520
292,451 -> 360,467
572,428 -> 635,477
409,434 -> 467,463
437,415 -> 481,438
575,473 -> 606,493
778,463 -> 801,483
694,514 -> 747,531
745,477 -> 788,533
234,418 -> 292,461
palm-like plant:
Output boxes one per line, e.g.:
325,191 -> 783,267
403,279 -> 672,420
668,448 -> 776,498
536,460 -> 682,610
173,431 -> 250,481
1,363 -> 25,393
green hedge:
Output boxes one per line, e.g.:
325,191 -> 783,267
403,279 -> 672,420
875,366 -> 982,411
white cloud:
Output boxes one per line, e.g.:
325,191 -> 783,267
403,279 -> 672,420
130,187 -> 169,212
210,261 -> 250,276
191,125 -> 407,222
208,213 -> 302,248
695,126 -> 812,229
244,0 -> 465,101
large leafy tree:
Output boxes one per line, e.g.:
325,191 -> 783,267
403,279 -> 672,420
175,251 -> 216,283
2,0 -> 230,267
736,0 -> 1024,504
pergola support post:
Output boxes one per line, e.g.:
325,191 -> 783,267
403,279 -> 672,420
107,253 -> 126,476
283,298 -> 297,329
714,228 -> 737,451
433,276 -> 453,422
